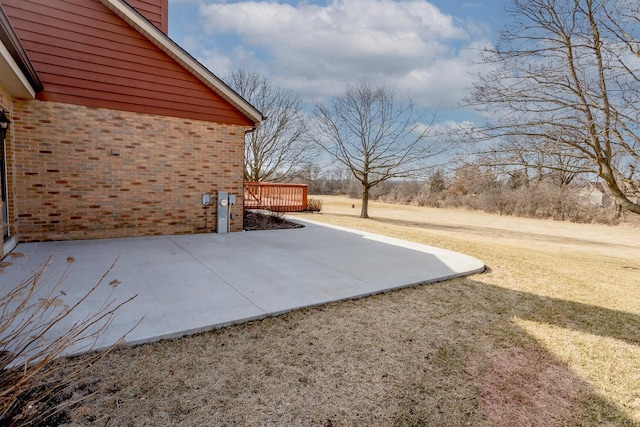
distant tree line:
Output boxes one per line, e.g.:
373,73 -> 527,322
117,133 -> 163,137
297,162 -> 638,225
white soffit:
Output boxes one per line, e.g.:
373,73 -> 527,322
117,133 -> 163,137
101,0 -> 264,125
0,40 -> 35,99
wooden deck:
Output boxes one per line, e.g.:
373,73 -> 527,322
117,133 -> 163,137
244,182 -> 308,212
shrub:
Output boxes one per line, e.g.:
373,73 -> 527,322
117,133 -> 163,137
0,254 -> 136,425
306,198 -> 323,212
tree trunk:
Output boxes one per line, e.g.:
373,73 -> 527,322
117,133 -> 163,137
360,185 -> 370,218
600,163 -> 640,215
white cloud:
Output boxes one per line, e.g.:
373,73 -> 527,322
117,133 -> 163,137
198,47 -> 234,76
193,0 -> 492,109
430,119 -> 479,135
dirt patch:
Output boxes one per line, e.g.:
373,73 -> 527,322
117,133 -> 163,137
481,346 -> 583,426
243,210 -> 304,231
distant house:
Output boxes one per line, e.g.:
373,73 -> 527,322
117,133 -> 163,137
0,0 -> 263,258
577,182 -> 611,207
577,181 -> 640,210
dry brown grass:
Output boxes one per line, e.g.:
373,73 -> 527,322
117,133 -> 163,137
59,195 -> 640,426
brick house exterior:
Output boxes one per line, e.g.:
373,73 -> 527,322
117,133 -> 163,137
0,0 -> 262,257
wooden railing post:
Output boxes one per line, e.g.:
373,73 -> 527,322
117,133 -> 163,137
302,185 -> 308,211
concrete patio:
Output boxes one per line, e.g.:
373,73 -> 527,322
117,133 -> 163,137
0,217 -> 484,356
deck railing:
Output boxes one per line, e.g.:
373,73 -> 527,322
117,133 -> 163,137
244,182 -> 308,212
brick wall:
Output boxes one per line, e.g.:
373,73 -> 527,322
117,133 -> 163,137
10,99 -> 246,241
0,84 -> 11,111
0,84 -> 15,257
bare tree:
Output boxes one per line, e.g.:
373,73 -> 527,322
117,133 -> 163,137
466,0 -> 640,214
476,136 -> 591,188
311,82 -> 437,218
226,70 -> 312,182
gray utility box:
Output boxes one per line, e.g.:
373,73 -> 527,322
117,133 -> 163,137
217,191 -> 236,233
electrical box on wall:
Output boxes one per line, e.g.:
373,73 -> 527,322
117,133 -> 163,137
202,194 -> 211,206
216,191 -> 238,233
217,191 -> 229,233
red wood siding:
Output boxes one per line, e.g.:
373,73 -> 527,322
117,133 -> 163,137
127,0 -> 167,34
0,0 -> 252,126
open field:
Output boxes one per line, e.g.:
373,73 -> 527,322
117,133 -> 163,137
59,195 -> 640,426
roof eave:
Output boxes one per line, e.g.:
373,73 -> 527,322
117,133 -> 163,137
101,0 -> 264,126
0,4 -> 43,98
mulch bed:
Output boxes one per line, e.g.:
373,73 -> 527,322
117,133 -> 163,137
243,210 -> 304,231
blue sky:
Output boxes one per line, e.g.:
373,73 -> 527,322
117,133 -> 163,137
167,0 -> 511,127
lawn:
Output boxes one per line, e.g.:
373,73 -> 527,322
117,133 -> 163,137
60,195 -> 640,426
